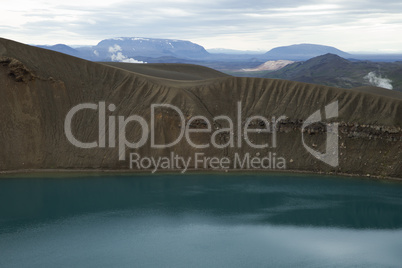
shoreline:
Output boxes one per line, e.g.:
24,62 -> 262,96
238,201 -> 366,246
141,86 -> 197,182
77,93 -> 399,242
1,168 -> 401,182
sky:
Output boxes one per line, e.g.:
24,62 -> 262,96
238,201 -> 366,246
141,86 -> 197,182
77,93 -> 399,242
1,0 -> 402,53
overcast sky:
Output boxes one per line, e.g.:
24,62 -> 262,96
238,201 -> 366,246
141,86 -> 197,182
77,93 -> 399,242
2,0 -> 402,52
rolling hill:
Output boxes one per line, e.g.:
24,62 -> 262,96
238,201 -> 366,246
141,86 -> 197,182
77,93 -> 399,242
264,53 -> 402,91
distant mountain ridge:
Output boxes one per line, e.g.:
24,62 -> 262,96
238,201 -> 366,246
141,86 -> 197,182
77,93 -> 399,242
94,37 -> 210,60
36,38 -> 354,63
34,38 -> 402,72
263,44 -> 351,60
36,44 -> 82,58
37,37 -> 210,61
264,53 -> 402,91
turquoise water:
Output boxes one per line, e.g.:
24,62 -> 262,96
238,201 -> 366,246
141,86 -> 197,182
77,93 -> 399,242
0,173 -> 402,267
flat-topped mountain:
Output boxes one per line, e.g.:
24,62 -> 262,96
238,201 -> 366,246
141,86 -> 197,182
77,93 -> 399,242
37,37 -> 211,61
263,44 -> 351,60
94,37 -> 210,60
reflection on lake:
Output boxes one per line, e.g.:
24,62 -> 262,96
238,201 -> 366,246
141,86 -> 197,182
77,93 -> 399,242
1,173 -> 401,267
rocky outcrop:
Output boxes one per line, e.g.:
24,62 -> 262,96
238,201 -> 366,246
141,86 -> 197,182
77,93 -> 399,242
0,56 -> 36,83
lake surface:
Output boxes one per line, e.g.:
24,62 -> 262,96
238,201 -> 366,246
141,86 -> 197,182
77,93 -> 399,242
0,173 -> 402,267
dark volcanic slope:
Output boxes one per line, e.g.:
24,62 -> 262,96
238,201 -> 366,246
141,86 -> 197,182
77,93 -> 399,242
102,62 -> 229,80
0,38 -> 401,178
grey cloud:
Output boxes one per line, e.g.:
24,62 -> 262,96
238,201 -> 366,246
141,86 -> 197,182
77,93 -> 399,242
2,0 -> 402,51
